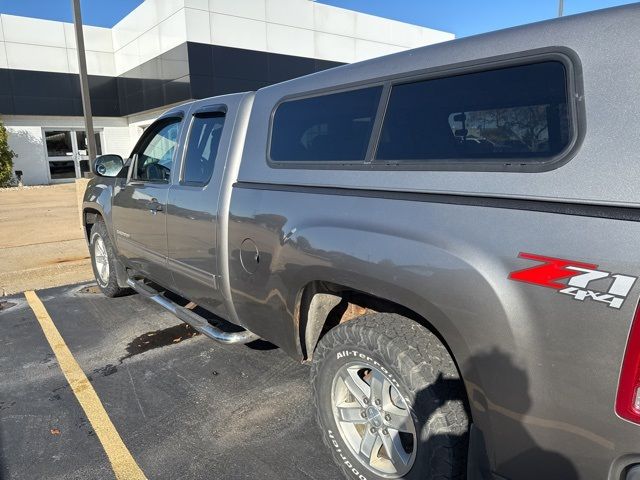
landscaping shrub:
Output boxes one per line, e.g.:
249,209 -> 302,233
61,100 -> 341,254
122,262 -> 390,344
0,121 -> 16,187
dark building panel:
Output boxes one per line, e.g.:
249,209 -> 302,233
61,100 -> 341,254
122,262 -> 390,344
268,53 -> 316,84
0,69 -> 11,95
10,70 -> 74,98
187,43 -> 342,99
211,46 -> 269,81
187,42 -> 214,76
117,43 -> 192,115
163,76 -> 192,106
187,74 -> 213,98
142,85 -> 165,112
86,76 -> 120,116
12,95 -> 75,116
315,58 -> 343,72
189,74 -> 270,99
1,69 -> 119,116
0,42 -> 345,117
0,95 -> 14,115
118,74 -> 144,96
124,92 -> 144,115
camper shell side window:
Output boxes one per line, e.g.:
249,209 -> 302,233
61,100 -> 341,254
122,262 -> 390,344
267,49 -> 583,172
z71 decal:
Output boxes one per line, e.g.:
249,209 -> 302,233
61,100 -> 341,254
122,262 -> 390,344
509,252 -> 637,309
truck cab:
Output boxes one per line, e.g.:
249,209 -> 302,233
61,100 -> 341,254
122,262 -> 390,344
86,93 -> 254,327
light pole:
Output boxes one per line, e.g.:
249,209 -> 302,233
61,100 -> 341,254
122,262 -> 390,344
558,0 -> 564,17
71,0 -> 97,174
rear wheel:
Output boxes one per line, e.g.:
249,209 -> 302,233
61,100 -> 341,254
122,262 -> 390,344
89,219 -> 128,297
311,313 -> 469,480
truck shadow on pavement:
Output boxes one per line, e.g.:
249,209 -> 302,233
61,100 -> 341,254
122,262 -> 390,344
119,323 -> 201,363
415,348 -> 578,480
117,302 -> 278,364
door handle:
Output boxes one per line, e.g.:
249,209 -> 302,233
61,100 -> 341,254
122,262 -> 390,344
148,198 -> 163,213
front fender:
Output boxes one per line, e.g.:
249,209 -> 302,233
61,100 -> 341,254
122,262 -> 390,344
82,177 -> 129,287
82,177 -> 117,244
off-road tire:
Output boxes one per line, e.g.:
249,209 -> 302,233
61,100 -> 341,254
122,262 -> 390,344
311,313 -> 469,480
89,218 -> 129,298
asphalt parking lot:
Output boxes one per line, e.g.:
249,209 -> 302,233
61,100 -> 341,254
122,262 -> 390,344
0,283 -> 342,480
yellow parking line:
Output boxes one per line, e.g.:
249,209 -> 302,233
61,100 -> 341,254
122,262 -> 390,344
24,290 -> 147,480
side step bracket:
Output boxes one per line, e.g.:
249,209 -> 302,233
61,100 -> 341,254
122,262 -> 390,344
126,278 -> 259,345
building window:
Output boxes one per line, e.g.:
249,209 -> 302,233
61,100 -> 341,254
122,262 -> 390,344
376,61 -> 572,164
45,131 -> 73,157
75,131 -> 103,156
270,86 -> 383,162
48,161 -> 76,180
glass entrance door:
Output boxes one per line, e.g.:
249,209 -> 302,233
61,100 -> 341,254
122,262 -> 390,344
74,130 -> 102,178
44,130 -> 76,182
44,129 -> 102,183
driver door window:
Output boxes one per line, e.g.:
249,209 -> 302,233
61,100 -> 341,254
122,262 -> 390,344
133,119 -> 180,182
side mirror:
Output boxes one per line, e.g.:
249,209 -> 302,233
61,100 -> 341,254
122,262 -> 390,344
94,154 -> 124,177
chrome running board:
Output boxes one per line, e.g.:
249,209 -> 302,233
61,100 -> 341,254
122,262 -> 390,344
126,278 -> 259,345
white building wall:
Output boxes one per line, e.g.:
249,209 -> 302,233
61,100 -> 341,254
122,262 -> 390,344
102,127 -> 134,159
0,0 -> 453,76
0,1 -> 453,77
2,116 -> 131,186
6,126 -> 47,185
124,0 -> 455,71
0,14 -> 115,76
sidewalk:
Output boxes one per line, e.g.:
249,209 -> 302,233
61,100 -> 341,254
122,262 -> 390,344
0,183 -> 92,295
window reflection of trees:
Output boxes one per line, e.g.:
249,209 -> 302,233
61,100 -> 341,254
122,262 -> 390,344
449,105 -> 555,154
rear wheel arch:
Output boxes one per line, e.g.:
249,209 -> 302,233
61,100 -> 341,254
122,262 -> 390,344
300,283 -> 485,479
296,275 -> 516,480
298,281 -> 464,376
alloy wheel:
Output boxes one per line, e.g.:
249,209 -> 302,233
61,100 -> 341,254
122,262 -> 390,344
331,362 -> 417,478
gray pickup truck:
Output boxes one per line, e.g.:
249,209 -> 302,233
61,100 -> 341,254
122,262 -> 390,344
82,5 -> 640,480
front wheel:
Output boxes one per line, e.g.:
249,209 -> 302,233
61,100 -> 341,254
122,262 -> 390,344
311,313 -> 469,480
89,219 -> 129,297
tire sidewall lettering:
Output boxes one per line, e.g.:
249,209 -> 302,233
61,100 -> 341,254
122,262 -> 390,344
327,430 -> 369,480
335,349 -> 402,392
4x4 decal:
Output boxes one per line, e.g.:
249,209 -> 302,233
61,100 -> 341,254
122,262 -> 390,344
509,252 -> 637,309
